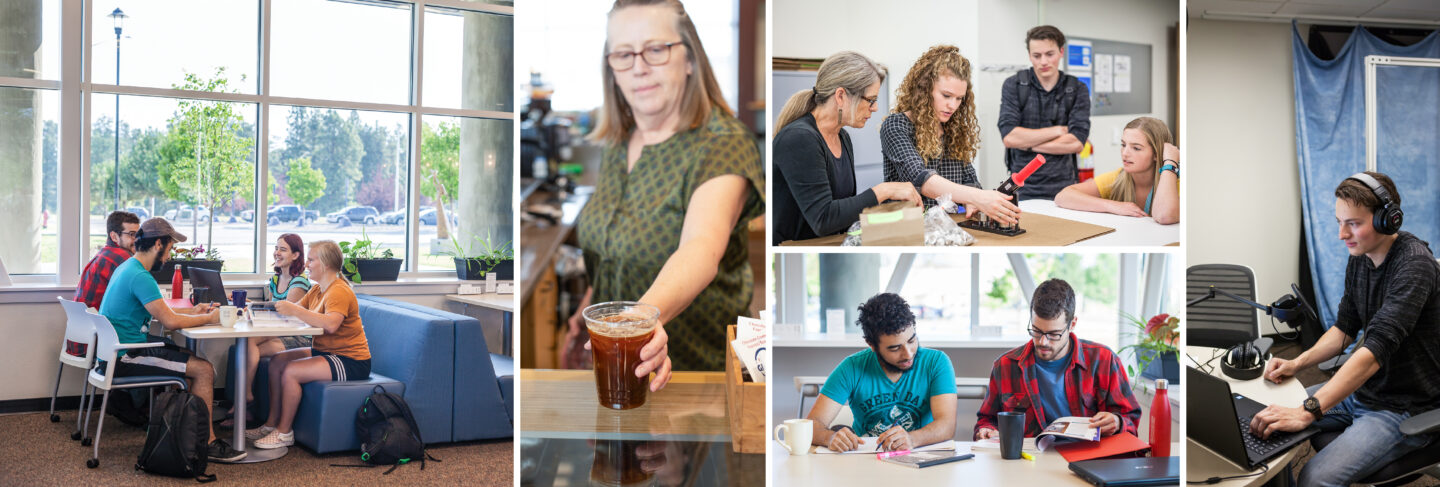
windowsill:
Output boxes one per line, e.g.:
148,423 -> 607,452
773,332 -> 1027,349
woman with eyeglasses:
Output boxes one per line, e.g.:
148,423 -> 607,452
882,45 -> 1019,225
772,51 -> 921,245
560,0 -> 764,386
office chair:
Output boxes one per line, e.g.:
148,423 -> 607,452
1187,264 -> 1262,349
1307,404 -> 1440,486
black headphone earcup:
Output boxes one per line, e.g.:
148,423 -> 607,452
1377,205 -> 1403,235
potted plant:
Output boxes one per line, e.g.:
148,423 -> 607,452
1119,312 -> 1180,388
153,245 -> 225,284
443,232 -> 513,281
338,227 -> 402,283
477,235 -> 515,281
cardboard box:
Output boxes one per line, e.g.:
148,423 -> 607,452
726,324 -> 765,453
859,201 -> 923,246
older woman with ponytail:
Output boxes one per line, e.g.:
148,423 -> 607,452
1055,116 -> 1179,224
772,51 -> 921,244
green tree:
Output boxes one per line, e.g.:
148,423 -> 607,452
419,121 -> 460,203
278,107 -> 363,213
120,128 -> 168,208
157,67 -> 255,249
986,269 -> 1015,310
285,157 -> 326,208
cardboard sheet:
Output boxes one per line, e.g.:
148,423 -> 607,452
779,212 -> 1113,247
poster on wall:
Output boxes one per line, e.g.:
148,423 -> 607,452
1114,54 -> 1132,93
1094,54 -> 1114,93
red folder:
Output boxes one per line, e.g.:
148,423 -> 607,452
1054,431 -> 1151,462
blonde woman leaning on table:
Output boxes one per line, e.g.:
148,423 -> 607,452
248,240 -> 371,449
1055,116 -> 1179,224
882,45 -> 1019,224
221,233 -> 311,428
560,0 -> 764,386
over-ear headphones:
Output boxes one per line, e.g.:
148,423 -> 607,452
1346,172 -> 1403,235
1221,342 -> 1269,381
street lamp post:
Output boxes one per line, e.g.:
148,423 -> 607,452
109,8 -> 126,212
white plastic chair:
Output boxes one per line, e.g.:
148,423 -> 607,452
51,297 -> 98,444
83,309 -> 188,469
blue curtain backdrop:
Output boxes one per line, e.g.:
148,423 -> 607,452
1293,23 -> 1440,328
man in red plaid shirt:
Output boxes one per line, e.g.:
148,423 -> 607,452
975,278 -> 1141,440
74,211 -> 140,309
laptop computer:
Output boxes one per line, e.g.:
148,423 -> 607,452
1069,457 -> 1179,486
186,267 -> 229,305
1187,366 -> 1318,470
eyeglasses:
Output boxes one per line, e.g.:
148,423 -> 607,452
1026,323 -> 1070,342
607,42 -> 681,71
120,231 -> 138,238
860,94 -> 878,106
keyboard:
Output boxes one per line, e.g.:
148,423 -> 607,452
1238,415 -> 1292,456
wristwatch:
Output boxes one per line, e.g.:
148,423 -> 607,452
1303,396 -> 1324,421
1161,160 -> 1179,178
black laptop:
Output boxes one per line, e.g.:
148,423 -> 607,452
186,267 -> 229,305
1187,366 -> 1318,470
1069,457 -> 1179,486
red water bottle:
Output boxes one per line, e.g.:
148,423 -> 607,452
1150,379 -> 1171,457
171,266 -> 183,299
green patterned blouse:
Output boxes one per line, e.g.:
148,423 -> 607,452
577,111 -> 765,371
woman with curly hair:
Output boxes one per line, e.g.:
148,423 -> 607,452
881,45 -> 1018,225
1055,116 -> 1179,224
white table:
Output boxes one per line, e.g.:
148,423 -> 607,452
178,315 -> 322,463
1020,199 -> 1180,247
1185,346 -> 1309,486
445,293 -> 515,355
771,441 -> 1181,485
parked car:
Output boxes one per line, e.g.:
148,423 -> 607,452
380,209 -> 406,225
418,207 -> 459,226
123,206 -> 150,220
163,205 -> 209,224
264,204 -> 318,225
327,205 -> 380,225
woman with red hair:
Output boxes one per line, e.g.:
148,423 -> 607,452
221,233 -> 311,428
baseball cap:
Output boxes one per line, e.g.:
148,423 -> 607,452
138,218 -> 189,243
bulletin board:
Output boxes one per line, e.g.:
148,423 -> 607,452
1066,37 -> 1152,116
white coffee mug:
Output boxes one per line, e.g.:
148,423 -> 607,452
219,305 -> 237,328
774,418 -> 813,456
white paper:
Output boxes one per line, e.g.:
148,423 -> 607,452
816,438 -> 958,454
734,316 -> 769,383
826,309 -> 846,338
970,436 -> 1054,453
1093,54 -> 1114,93
1114,55 -> 1132,93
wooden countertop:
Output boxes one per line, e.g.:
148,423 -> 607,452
519,369 -> 732,440
519,186 -> 590,303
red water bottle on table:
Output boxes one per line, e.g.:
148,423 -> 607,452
1150,378 -> 1171,457
171,266 -> 183,299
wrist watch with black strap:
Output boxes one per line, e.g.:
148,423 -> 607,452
1303,396 -> 1324,421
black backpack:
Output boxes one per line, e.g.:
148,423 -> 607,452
135,390 -> 216,483
336,385 -> 439,474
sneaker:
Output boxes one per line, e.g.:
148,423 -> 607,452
245,425 -> 275,441
254,430 -> 294,449
208,439 -> 247,463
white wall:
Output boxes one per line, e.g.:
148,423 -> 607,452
773,0 -> 1175,186
1186,18 -> 1303,309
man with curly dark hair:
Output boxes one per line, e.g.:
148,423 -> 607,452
803,293 -> 958,452
975,279 -> 1141,441
998,25 -> 1092,201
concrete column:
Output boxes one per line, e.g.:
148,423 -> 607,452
458,11 -> 514,248
818,253 -> 880,334
0,2 -> 44,274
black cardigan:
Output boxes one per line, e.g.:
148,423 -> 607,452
772,113 -> 878,245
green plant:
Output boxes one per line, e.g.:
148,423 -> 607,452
441,230 -> 512,277
337,226 -> 394,284
1118,312 -> 1180,388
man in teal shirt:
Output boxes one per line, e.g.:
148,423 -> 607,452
805,293 -> 958,452
96,218 -> 245,462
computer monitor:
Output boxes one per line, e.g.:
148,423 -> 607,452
186,266 -> 228,305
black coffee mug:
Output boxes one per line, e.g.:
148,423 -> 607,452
191,286 -> 210,306
998,411 -> 1025,460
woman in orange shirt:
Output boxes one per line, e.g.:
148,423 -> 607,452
248,240 -> 372,449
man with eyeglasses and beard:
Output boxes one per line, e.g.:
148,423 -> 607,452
803,293 -> 958,452
975,278 -> 1141,440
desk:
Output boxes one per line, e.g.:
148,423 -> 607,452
772,440 -> 1181,484
178,318 -> 321,463
519,370 -> 763,486
778,199 -> 1179,247
1186,346 -> 1308,486
446,293 -> 515,355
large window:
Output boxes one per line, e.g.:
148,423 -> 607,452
0,0 -> 514,281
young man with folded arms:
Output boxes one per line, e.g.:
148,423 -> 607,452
975,279 -> 1141,440
804,293 -> 958,452
1249,172 -> 1440,486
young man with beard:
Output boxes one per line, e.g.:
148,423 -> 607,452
75,210 -> 141,310
1248,172 -> 1440,486
805,293 -> 958,452
96,218 -> 245,462
975,279 -> 1141,440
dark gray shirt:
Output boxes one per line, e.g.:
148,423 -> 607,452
880,112 -> 980,210
772,113 -> 877,244
1334,231 -> 1440,414
997,68 -> 1091,201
